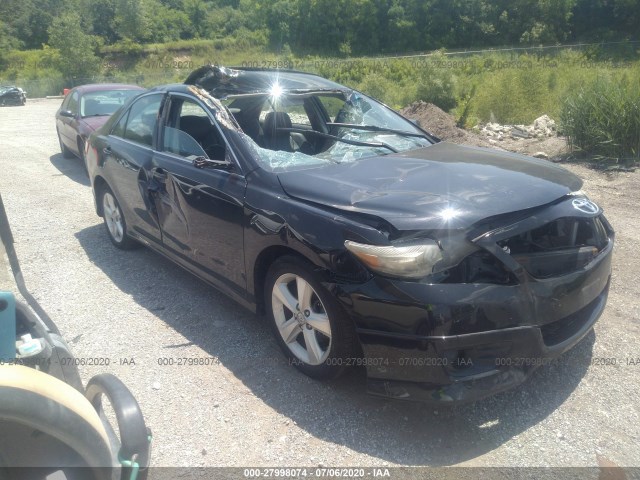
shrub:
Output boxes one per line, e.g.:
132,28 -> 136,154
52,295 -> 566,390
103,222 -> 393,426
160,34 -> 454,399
356,73 -> 395,106
560,76 -> 640,164
414,53 -> 457,112
472,61 -> 549,124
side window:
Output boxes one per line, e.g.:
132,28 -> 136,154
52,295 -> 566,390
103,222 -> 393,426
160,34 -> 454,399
67,91 -> 79,115
111,110 -> 129,138
317,96 -> 346,122
60,92 -> 71,111
123,94 -> 163,147
162,97 -> 225,160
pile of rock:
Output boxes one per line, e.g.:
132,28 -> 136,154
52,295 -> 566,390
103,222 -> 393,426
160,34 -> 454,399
477,115 -> 557,142
399,103 -> 566,159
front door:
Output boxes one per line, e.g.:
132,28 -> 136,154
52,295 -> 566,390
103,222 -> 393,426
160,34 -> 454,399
58,90 -> 79,151
150,94 -> 247,295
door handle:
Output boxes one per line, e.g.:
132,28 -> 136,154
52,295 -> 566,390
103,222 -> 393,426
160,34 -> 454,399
152,168 -> 167,181
102,146 -> 112,155
147,168 -> 167,194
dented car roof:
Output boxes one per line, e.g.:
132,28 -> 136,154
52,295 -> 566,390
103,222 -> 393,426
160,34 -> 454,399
184,65 -> 347,98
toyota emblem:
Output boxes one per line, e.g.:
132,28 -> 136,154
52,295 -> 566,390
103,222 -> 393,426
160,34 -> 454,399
572,198 -> 599,214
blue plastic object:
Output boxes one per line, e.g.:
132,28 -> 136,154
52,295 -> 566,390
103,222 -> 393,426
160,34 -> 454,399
0,291 -> 16,361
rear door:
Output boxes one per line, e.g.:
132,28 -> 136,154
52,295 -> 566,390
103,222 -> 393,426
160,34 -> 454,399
101,92 -> 165,247
149,93 -> 247,294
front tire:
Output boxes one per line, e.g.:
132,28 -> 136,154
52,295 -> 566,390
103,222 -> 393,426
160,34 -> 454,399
265,256 -> 356,380
100,186 -> 137,250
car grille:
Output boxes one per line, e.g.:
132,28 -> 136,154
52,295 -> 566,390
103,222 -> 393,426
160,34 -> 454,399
498,215 -> 610,279
441,250 -> 517,285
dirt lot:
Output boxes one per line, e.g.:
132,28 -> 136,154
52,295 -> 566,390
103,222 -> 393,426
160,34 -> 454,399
0,99 -> 639,473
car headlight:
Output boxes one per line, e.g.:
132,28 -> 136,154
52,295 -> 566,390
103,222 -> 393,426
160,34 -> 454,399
344,239 -> 443,278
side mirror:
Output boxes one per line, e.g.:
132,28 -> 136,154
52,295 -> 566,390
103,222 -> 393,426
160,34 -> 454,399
410,118 -> 422,128
193,156 -> 231,169
59,110 -> 74,118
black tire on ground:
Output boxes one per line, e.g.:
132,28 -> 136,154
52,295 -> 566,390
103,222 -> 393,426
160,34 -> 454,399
99,186 -> 138,250
265,255 -> 357,380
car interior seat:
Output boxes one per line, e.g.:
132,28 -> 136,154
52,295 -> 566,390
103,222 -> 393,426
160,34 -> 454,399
263,112 -> 294,152
230,108 -> 262,145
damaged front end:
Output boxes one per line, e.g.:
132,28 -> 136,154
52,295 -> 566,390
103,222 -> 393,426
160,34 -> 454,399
338,194 -> 614,403
499,212 -> 609,279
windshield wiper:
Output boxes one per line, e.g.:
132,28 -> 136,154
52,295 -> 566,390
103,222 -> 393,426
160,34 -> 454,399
327,122 -> 430,139
278,127 -> 399,153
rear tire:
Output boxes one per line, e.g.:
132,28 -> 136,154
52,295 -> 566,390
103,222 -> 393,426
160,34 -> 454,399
100,186 -> 137,250
265,255 -> 357,380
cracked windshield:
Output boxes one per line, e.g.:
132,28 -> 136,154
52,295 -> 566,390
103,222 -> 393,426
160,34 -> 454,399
224,90 -> 432,171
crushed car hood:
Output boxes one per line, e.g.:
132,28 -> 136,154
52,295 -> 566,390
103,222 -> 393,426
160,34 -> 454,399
277,142 -> 582,231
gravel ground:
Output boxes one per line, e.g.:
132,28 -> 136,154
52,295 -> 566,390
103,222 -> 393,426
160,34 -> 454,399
0,99 -> 639,473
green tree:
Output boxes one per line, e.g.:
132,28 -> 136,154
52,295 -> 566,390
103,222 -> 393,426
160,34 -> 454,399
47,12 -> 100,81
146,0 -> 190,42
386,1 -> 419,52
572,0 -> 640,41
183,0 -> 209,38
0,20 -> 21,51
266,0 -> 299,50
0,21 -> 17,69
114,0 -> 151,42
1,0 -> 638,63
80,0 -> 119,44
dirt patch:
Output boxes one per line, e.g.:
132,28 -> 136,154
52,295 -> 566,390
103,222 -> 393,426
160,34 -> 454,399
400,101 -> 569,159
400,101 -> 495,148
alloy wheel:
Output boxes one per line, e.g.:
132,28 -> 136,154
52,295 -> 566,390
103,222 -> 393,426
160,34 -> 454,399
271,273 -> 332,366
102,191 -> 124,243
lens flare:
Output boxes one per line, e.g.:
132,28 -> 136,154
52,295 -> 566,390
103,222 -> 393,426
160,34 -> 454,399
439,207 -> 460,222
270,83 -> 283,98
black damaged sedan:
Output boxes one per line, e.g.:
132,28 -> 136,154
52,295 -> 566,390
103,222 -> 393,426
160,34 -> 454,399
0,85 -> 26,106
86,66 -> 614,403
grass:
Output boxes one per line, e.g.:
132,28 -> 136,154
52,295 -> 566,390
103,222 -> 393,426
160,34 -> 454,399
560,76 -> 640,164
1,42 -> 638,162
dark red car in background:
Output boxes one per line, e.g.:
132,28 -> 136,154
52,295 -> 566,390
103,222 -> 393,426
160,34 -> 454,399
55,84 -> 145,167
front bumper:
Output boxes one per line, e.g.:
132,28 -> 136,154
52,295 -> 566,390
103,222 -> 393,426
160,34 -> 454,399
360,280 -> 608,403
335,200 -> 614,403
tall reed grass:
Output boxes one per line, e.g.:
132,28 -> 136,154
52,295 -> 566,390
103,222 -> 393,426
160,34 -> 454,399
560,76 -> 640,163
